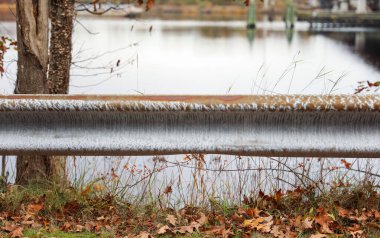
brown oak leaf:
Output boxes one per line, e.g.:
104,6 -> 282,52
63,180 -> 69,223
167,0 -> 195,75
315,206 -> 334,234
10,227 -> 23,238
157,225 -> 170,235
166,214 -> 177,226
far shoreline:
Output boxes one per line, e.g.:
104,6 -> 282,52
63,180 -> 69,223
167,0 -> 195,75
0,3 -> 289,22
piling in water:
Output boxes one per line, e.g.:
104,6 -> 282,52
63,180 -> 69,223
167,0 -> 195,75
285,0 -> 295,29
247,0 -> 256,29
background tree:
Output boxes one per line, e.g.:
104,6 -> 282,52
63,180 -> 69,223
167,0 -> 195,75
48,0 -> 75,94
15,0 -> 75,185
15,0 -> 49,94
14,0 -> 132,185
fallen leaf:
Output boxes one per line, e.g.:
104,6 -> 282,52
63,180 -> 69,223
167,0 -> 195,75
166,214 -> 177,226
157,225 -> 170,234
31,223 -> 42,229
374,210 -> 380,220
94,224 -> 102,232
2,223 -> 18,232
63,200 -> 81,216
303,217 -> 314,229
350,230 -> 365,238
243,215 -> 273,233
315,206 -> 334,234
26,203 -> 43,214
175,225 -> 194,234
136,231 -> 150,238
84,221 -> 96,231
10,216 -> 22,222
270,225 -> 286,238
190,221 -> 201,232
274,189 -> 283,201
60,222 -> 72,231
237,207 -> 246,215
310,233 -> 327,238
76,224 -> 85,232
270,225 -> 297,238
356,211 -> 369,222
256,220 -> 273,233
10,227 -> 23,238
197,212 -> 208,225
336,206 -> 351,218
21,220 -> 34,225
348,223 -> 361,232
293,215 -> 302,229
230,213 -> 244,222
205,225 -> 233,237
246,207 -> 262,218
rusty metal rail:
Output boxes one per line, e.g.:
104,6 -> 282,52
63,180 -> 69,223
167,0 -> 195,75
0,95 -> 379,158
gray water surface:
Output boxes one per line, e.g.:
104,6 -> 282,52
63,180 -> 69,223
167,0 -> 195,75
1,19 -> 380,94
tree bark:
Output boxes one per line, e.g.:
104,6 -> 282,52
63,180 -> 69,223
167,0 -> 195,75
48,0 -> 75,94
15,0 -> 49,94
15,0 -> 75,185
44,0 -> 76,186
16,156 -> 67,185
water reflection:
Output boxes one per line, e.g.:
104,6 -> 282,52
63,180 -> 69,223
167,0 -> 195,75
0,20 -> 380,95
317,30 -> 380,70
246,28 -> 256,46
285,28 -> 294,44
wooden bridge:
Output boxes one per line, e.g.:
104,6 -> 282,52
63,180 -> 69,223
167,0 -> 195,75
0,95 -> 379,158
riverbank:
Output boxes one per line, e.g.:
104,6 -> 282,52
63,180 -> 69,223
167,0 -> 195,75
1,171 -> 379,237
0,3 -> 294,21
0,4 -> 15,21
75,4 -> 287,21
142,5 -> 250,20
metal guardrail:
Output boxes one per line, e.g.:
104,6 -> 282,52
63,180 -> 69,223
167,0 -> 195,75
0,95 -> 379,158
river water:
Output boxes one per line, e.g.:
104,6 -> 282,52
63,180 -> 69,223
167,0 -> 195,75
1,19 -> 380,94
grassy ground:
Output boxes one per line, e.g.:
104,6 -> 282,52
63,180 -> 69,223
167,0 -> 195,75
1,155 -> 380,237
0,179 -> 379,237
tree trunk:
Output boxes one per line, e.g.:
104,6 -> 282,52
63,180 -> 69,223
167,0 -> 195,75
44,0 -> 76,186
48,0 -> 75,94
16,156 -> 67,185
15,0 -> 49,94
15,0 -> 74,185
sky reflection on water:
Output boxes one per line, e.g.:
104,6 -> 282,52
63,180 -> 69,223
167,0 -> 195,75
1,19 -> 380,95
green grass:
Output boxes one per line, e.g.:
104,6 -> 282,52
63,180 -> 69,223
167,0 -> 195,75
1,182 -> 83,212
